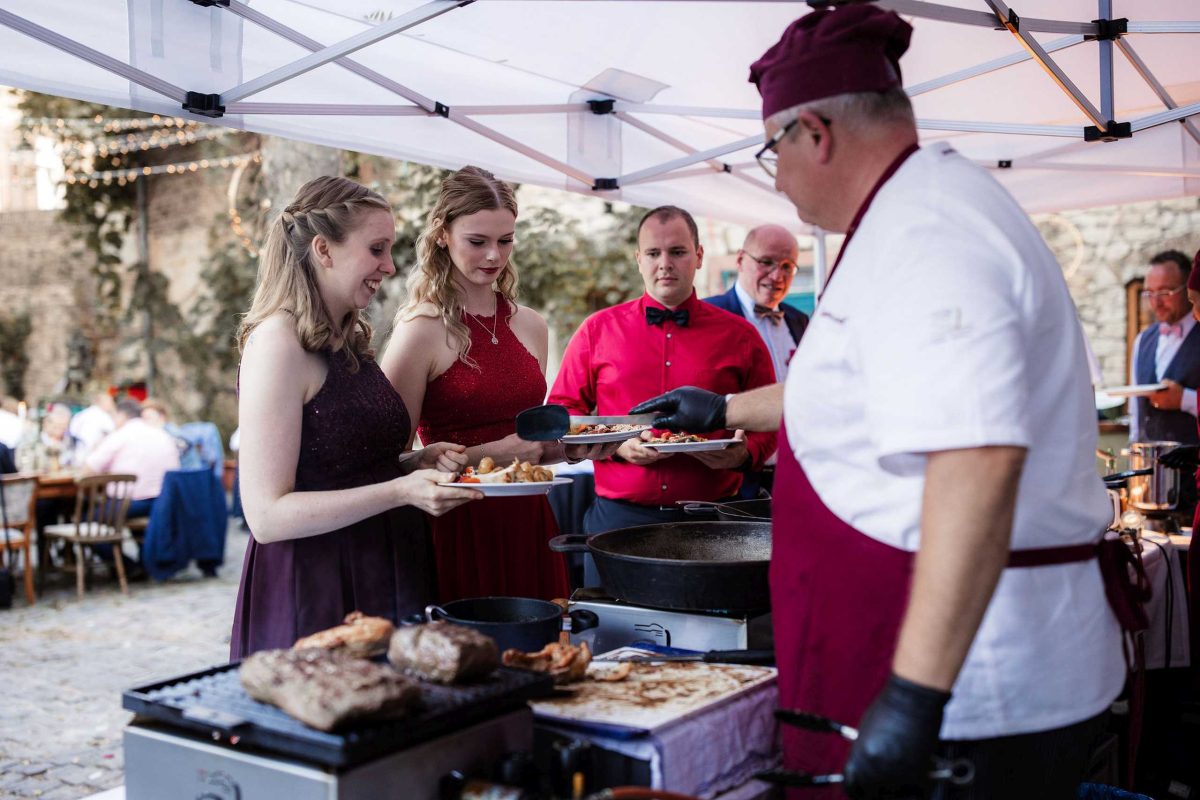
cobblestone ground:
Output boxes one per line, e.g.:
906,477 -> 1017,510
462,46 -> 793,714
0,525 -> 248,799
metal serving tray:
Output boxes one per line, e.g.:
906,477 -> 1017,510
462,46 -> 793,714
123,662 -> 553,768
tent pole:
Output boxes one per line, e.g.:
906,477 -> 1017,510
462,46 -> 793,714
1131,101 -> 1200,133
1116,39 -> 1200,146
448,114 -> 595,187
917,119 -> 1079,137
0,9 -> 186,102
1097,0 -> 1115,123
221,0 -> 465,104
985,0 -> 1106,131
907,34 -> 1083,97
812,225 -> 828,302
224,0 -> 438,112
618,135 -> 761,186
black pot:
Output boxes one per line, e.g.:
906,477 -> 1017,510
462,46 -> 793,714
425,596 -> 598,653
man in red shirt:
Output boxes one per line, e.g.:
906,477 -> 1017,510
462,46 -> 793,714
548,205 -> 776,535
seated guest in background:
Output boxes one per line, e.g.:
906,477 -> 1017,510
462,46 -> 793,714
705,224 -> 808,497
1132,249 -> 1200,518
0,442 -> 15,474
0,397 -> 22,450
84,398 -> 181,520
68,391 -> 115,459
548,205 -> 777,536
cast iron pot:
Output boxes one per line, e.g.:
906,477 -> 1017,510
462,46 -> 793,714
425,596 -> 598,653
548,521 -> 772,614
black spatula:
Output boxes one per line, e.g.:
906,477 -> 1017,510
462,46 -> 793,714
515,404 -> 570,441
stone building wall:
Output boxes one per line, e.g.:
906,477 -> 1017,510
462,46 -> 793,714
1036,196 -> 1200,388
0,210 -> 97,400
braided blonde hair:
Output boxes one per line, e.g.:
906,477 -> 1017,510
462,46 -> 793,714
238,176 -> 392,373
399,166 -> 519,370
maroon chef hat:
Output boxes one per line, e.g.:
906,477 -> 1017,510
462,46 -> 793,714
1188,249 -> 1200,291
750,5 -> 913,120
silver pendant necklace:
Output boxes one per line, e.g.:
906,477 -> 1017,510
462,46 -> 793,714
465,297 -> 500,345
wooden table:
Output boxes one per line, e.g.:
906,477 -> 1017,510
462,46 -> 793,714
35,472 -> 80,501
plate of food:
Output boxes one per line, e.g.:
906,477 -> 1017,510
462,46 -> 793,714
439,457 -> 573,496
640,431 -> 738,453
1100,382 -> 1168,398
561,415 -> 653,444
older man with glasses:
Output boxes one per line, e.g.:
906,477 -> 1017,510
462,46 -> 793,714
706,225 -> 808,498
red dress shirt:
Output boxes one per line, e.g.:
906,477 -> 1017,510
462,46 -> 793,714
548,291 -> 777,505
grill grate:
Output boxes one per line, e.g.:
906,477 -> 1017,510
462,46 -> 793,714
123,662 -> 553,768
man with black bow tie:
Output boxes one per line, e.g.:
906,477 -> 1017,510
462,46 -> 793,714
548,205 -> 776,534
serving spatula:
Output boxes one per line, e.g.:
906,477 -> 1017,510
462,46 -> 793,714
515,404 -> 571,441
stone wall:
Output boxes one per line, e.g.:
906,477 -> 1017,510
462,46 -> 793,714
0,210 -> 97,400
1036,196 -> 1200,387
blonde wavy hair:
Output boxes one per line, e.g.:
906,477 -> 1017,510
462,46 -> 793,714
237,176 -> 392,373
399,166 -> 519,369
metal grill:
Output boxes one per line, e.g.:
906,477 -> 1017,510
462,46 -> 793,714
123,662 -> 553,768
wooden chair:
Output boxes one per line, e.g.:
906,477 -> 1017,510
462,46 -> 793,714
42,474 -> 137,597
0,475 -> 38,605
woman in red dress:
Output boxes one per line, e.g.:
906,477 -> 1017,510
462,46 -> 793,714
380,166 -> 616,602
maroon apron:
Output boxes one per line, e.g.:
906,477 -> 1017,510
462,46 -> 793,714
771,424 -> 913,791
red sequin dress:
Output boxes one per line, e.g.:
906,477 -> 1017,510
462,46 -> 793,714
417,300 -> 570,602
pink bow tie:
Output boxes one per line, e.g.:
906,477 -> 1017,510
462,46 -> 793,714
1161,322 -> 1184,338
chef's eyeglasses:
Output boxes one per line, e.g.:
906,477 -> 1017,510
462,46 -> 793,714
743,251 -> 799,276
1141,286 -> 1186,301
754,116 -> 832,178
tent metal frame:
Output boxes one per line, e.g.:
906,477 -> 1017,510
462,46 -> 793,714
0,0 -> 1197,238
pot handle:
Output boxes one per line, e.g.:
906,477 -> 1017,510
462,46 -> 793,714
548,534 -> 590,553
1102,468 -> 1153,483
566,609 -> 599,634
424,604 -> 448,623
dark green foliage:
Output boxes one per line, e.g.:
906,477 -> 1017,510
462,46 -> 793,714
0,311 -> 32,399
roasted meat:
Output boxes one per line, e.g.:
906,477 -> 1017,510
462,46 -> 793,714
292,611 -> 395,658
502,641 -> 592,684
387,622 -> 499,684
239,648 -> 422,731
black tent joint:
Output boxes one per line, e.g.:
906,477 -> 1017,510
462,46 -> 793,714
997,160 -> 1013,169
183,92 -> 225,118
593,177 -> 619,191
1087,18 -> 1128,41
434,102 -> 450,118
1084,121 -> 1133,143
588,99 -> 615,115
187,0 -> 230,6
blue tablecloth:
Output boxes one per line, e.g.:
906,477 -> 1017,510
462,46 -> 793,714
141,468 -> 227,580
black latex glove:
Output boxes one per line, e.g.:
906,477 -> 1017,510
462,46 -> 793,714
843,674 -> 951,800
1159,444 -> 1200,472
629,386 -> 727,432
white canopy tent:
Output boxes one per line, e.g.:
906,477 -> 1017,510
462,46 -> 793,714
0,0 -> 1197,234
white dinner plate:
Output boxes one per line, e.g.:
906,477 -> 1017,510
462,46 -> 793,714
1100,383 -> 1168,398
642,438 -> 738,453
438,477 -> 573,496
560,426 -> 650,445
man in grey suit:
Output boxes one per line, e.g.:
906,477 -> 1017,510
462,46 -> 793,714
705,224 -> 809,496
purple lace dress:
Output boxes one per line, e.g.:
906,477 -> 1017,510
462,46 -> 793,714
229,351 -> 436,660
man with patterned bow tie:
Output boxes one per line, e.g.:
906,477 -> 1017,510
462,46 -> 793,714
547,205 -> 776,536
1131,249 -> 1200,517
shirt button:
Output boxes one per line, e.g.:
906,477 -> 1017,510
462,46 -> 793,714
665,361 -> 671,367
666,333 -> 672,339
661,484 -> 667,490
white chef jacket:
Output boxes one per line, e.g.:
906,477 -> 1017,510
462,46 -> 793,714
784,142 -> 1123,740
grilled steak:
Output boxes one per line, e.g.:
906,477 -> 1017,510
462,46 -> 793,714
293,611 -> 394,658
387,622 -> 499,684
240,648 -> 422,731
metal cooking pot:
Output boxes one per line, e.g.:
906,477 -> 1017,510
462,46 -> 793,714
425,597 -> 598,653
1127,440 -> 1182,511
680,498 -> 772,522
548,521 -> 772,613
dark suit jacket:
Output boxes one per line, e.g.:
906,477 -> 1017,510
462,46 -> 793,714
704,286 -> 809,345
703,286 -> 809,499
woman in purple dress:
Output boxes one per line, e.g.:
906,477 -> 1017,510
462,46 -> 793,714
230,176 -> 481,660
